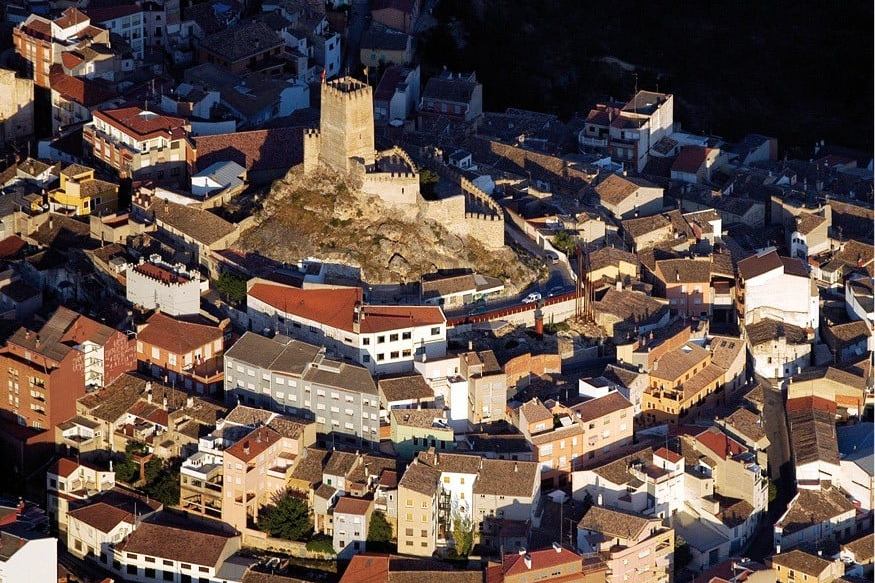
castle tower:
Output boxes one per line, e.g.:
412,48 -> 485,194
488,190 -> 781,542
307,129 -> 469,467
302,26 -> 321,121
318,77 -> 375,172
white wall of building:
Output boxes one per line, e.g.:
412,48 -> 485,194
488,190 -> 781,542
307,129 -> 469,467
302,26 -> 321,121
0,536 -> 56,583
744,270 -> 818,330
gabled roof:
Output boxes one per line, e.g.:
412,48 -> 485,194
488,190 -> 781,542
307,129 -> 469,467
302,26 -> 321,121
193,127 -> 304,174
114,515 -> 235,567
500,547 -> 582,577
248,283 -> 444,334
578,505 -> 656,541
137,312 -> 223,354
595,173 -> 658,207
93,107 -> 186,140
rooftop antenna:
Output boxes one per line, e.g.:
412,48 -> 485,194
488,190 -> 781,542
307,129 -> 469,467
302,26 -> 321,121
632,73 -> 639,113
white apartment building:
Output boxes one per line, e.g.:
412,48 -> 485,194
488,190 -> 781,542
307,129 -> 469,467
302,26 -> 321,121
0,528 -> 56,583
125,255 -> 206,316
738,248 -> 819,331
580,91 -> 674,173
247,282 -> 447,374
85,5 -> 145,59
571,447 -> 685,520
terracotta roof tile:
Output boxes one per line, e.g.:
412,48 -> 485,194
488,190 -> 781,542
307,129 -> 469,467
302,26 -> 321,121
193,127 -> 304,174
137,311 -> 223,355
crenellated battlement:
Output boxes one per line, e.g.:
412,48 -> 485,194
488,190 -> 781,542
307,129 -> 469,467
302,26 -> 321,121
323,77 -> 372,102
465,211 -> 502,221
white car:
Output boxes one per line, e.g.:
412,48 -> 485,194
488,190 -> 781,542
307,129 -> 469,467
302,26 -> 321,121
522,292 -> 542,304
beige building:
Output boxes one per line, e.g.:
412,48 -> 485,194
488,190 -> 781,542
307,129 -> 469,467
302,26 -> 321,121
397,458 -> 441,556
577,506 -> 674,583
0,68 -> 34,148
594,173 -> 663,220
769,549 -> 844,583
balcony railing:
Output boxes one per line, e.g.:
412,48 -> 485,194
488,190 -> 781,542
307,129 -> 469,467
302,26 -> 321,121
579,135 -> 608,148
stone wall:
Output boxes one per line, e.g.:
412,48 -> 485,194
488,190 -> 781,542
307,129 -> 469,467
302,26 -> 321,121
0,68 -> 34,147
319,79 -> 375,172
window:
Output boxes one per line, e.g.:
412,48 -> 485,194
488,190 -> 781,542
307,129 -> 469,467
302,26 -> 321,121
127,565 -> 137,575
377,335 -> 385,344
390,333 -> 399,342
145,567 -> 156,578
377,354 -> 385,362
402,331 -> 411,340
363,337 -> 370,345
390,351 -> 399,359
431,327 -> 441,335
164,571 -> 174,581
151,346 -> 160,359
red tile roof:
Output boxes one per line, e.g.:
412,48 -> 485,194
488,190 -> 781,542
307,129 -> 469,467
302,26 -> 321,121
132,262 -> 190,285
249,283 -> 362,332
0,236 -> 26,259
694,427 -> 746,460
339,555 -> 390,583
193,127 -> 304,174
334,496 -> 372,515
654,447 -> 683,464
249,284 -> 445,334
224,426 -> 281,463
54,8 -> 90,29
137,312 -> 223,355
501,547 -> 583,577
50,457 -> 82,478
93,107 -> 187,140
672,146 -> 712,174
786,395 -> 837,415
68,502 -> 133,533
50,69 -> 117,107
61,52 -> 84,69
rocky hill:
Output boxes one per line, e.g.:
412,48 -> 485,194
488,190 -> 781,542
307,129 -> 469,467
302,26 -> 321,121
236,167 -> 539,289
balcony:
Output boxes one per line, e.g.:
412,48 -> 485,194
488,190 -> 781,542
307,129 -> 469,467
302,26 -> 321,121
579,135 -> 609,148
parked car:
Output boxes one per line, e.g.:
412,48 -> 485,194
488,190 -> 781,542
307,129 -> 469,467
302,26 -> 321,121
545,252 -> 559,264
548,286 -> 564,297
522,292 -> 542,304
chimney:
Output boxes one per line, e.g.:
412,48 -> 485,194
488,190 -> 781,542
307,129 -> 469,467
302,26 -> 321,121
162,396 -> 168,408
523,554 -> 532,570
534,307 -> 544,339
552,542 -> 562,553
616,279 -> 622,291
597,493 -> 603,506
243,441 -> 250,455
518,547 -> 526,556
514,462 -> 519,473
186,396 -> 193,408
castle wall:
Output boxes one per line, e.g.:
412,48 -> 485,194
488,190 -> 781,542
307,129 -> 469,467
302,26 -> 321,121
361,171 -> 419,206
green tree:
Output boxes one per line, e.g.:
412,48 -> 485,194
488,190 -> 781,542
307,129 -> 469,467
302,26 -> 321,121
257,491 -> 312,541
367,510 -> 394,552
551,230 -> 577,256
451,514 -> 474,557
143,470 -> 179,507
215,272 -> 248,304
674,534 -> 692,572
420,168 -> 439,198
768,480 -> 778,503
113,456 -> 139,484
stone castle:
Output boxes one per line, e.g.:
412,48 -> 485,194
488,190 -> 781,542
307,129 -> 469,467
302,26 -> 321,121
303,77 -> 504,250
